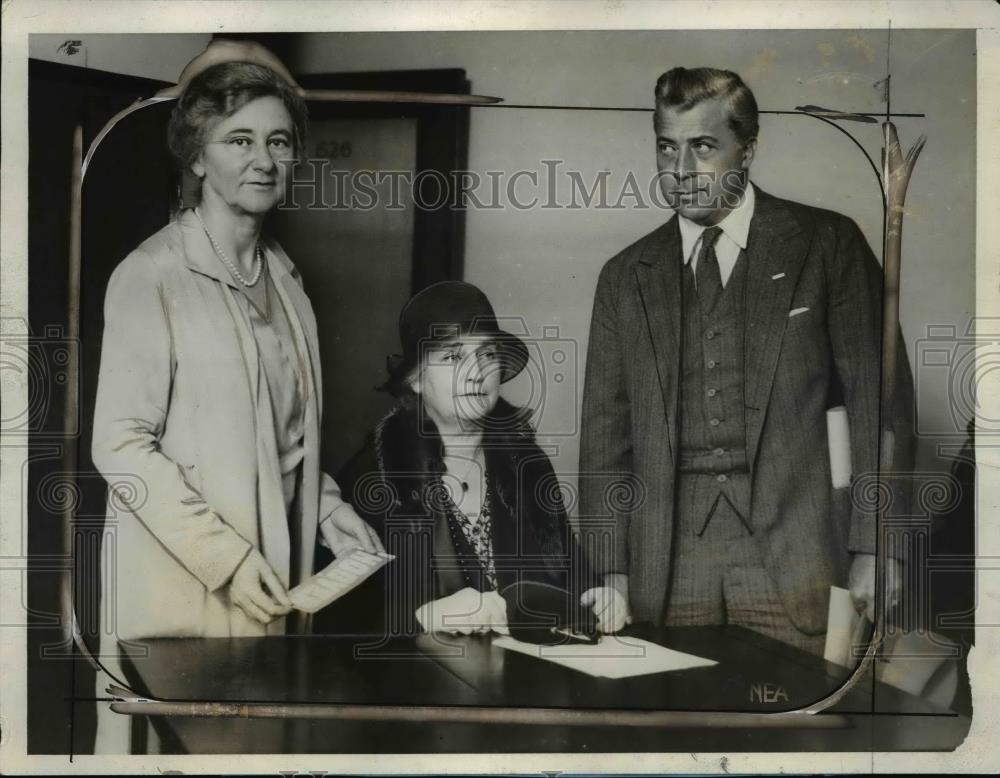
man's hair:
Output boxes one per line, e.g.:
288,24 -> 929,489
167,60 -> 308,170
654,67 -> 759,146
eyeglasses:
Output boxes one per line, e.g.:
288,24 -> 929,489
205,135 -> 296,162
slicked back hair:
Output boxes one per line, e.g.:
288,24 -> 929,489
654,67 -> 759,146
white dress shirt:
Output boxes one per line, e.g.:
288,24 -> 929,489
677,182 -> 756,288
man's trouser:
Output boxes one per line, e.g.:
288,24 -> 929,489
663,472 -> 825,657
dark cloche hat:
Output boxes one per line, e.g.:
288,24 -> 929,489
381,281 -> 529,393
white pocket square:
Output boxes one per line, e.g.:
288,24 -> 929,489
788,307 -> 810,318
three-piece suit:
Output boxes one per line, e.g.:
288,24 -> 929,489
579,186 -> 914,646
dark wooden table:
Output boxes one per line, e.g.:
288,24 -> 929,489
115,625 -> 969,753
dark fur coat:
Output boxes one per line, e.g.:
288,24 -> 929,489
315,398 -> 595,637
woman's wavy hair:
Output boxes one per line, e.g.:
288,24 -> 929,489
166,60 -> 308,172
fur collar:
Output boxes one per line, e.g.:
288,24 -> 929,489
373,397 -> 539,514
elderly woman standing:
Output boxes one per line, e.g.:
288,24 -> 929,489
91,60 -> 381,749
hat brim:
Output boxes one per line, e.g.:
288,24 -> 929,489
389,322 -> 529,389
453,318 -> 529,383
492,329 -> 529,383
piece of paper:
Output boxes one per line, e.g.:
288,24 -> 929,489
493,634 -> 717,679
823,585 -> 861,667
824,585 -> 960,707
289,549 -> 394,614
826,405 -> 853,489
878,630 -> 960,707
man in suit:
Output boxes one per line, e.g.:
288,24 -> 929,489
578,67 -> 913,654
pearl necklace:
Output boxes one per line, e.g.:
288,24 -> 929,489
194,208 -> 263,287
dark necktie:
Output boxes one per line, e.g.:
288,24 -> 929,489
694,226 -> 724,313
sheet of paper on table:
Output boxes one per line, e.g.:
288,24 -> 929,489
493,634 -> 717,679
289,549 -> 395,613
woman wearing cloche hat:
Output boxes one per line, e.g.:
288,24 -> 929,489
317,281 -> 629,640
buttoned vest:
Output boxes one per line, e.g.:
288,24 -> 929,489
678,249 -> 751,523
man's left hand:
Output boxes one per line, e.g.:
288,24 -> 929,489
320,504 -> 385,557
848,552 -> 902,622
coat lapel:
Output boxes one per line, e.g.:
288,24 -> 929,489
743,191 -> 811,474
178,208 -> 242,288
264,240 -> 327,584
265,240 -> 323,412
374,404 -> 439,537
634,218 -> 684,462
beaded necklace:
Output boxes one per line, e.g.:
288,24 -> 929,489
194,208 -> 264,287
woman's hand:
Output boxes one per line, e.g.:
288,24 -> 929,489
229,549 -> 293,624
320,504 -> 385,557
580,584 -> 631,634
415,588 -> 509,636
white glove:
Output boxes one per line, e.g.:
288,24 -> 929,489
414,587 -> 510,635
579,585 -> 631,634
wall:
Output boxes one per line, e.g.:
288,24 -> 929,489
38,29 -> 973,482
29,33 -> 211,82
290,29 -> 976,486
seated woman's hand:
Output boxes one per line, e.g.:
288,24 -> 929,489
580,585 -> 631,634
229,549 -> 293,624
320,504 -> 386,557
415,587 -> 509,636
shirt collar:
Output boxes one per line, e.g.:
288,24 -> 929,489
677,182 -> 756,264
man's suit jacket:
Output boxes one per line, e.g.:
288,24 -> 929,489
578,188 -> 914,634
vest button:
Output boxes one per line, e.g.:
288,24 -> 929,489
714,447 -> 725,456
707,388 -> 718,397
707,360 -> 717,369
706,330 -> 716,340
709,418 -> 721,427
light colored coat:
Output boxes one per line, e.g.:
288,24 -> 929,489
92,208 -> 344,644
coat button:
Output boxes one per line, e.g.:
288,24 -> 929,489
717,474 -> 728,483
707,360 -> 717,368
707,388 -> 718,397
709,418 -> 721,427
